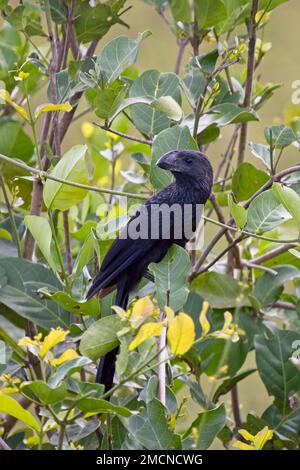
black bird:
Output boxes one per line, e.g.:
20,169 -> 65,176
86,149 -> 213,391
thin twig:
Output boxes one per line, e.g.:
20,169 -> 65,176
237,0 -> 259,165
0,152 -> 148,200
93,122 -> 153,146
0,436 -> 12,450
242,260 -> 278,276
250,243 -> 297,264
174,38 -> 188,75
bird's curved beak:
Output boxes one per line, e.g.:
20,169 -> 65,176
156,151 -> 178,171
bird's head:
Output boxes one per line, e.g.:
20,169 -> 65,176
156,149 -> 213,197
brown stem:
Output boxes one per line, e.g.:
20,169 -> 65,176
251,243 -> 297,264
0,436 -> 11,450
174,38 -> 187,75
231,384 -> 242,428
237,0 -> 259,166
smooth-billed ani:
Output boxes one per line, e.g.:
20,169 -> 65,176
86,150 -> 213,391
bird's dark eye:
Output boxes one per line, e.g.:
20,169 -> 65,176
185,158 -> 193,164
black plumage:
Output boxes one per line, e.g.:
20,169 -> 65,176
86,149 -> 213,391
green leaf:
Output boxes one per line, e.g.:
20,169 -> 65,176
48,357 -> 92,388
168,0 -> 191,22
0,257 -> 71,330
254,330 -> 300,410
21,380 -> 67,405
49,0 -> 67,24
74,0 -> 127,43
232,163 -> 269,201
150,245 -> 191,311
213,369 -> 256,402
264,125 -> 295,148
150,125 -> 198,190
181,67 -> 206,108
195,0 -> 227,29
228,194 -> 247,229
253,265 -> 299,308
76,397 -> 132,417
97,31 -> 151,84
262,404 -> 300,441
43,145 -> 89,211
37,289 -> 100,316
0,122 -> 34,163
94,81 -> 127,120
73,233 -> 94,275
247,189 -> 291,234
249,143 -> 272,170
0,392 -> 40,431
191,272 -> 249,308
80,315 -> 123,360
184,403 -> 226,449
129,70 -> 181,136
24,215 -> 58,271
128,399 -> 181,449
272,183 -> 300,232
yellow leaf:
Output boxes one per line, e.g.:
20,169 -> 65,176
129,296 -> 154,328
199,301 -> 210,336
253,426 -> 273,450
167,313 -> 195,355
1,387 -> 18,394
50,348 -> 78,367
34,102 -> 72,120
18,336 -> 39,347
233,440 -> 255,450
0,392 -> 40,432
129,322 -> 163,351
18,71 -> 30,80
39,328 -> 68,358
0,89 -> 29,120
238,429 -> 255,441
165,306 -> 175,322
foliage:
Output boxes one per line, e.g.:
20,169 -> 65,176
0,0 -> 299,452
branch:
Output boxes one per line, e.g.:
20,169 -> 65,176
174,38 -> 188,75
0,436 -> 11,450
241,260 -> 278,276
250,243 -> 297,264
93,122 -> 153,146
231,385 -> 242,428
203,215 -> 300,244
0,153 -> 148,200
237,0 -> 259,165
192,164 -> 300,279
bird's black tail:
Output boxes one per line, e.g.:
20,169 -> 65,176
96,281 -> 129,392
